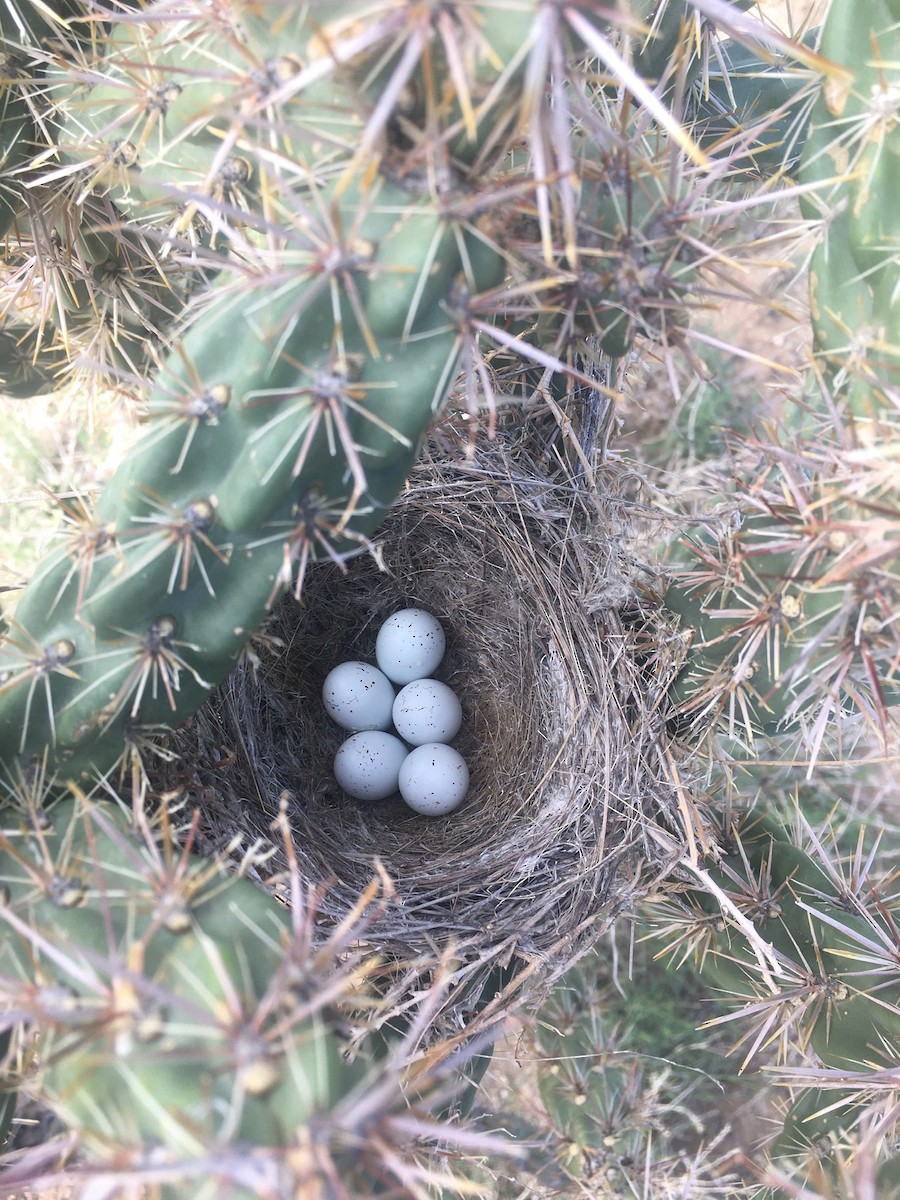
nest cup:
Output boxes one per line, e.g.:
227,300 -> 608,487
163,423 -> 687,1015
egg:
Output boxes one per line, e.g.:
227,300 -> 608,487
333,731 -> 409,800
398,743 -> 469,815
322,661 -> 395,731
392,679 -> 462,746
375,608 -> 446,684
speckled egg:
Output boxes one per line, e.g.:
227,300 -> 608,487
375,608 -> 446,684
322,661 -> 395,731
392,679 -> 462,746
333,731 -> 409,800
398,743 -> 469,815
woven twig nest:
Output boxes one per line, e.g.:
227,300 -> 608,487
159,414 -> 690,1025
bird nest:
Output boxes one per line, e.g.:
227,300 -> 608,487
157,412 -> 693,1025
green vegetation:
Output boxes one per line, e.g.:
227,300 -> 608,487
0,0 -> 897,1195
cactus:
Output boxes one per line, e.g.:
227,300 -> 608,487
488,940 -> 753,1196
646,4 -> 900,1189
799,0 -> 900,424
0,788 -> 511,1194
688,29 -> 819,177
645,802 -> 900,1188
3,1 -> 881,1194
1,0 -> 518,784
0,0 -> 815,791
661,2 -> 899,760
0,0 -> 92,49
663,485 -> 899,757
0,170 -> 504,785
0,70 -> 33,235
0,316 -> 69,396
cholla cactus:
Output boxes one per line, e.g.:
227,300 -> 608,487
663,0 -> 899,760
478,942 -> 752,1198
0,785 -> 514,1195
0,0 -> 817,791
3,0 -> 885,1195
663,453 -> 899,760
799,0 -> 900,424
645,800 -> 900,1190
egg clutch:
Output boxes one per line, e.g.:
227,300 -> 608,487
322,609 -> 469,816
